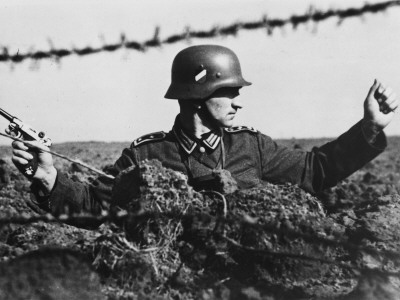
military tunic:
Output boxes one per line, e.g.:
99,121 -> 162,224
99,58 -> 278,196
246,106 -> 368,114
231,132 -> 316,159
30,116 -> 386,216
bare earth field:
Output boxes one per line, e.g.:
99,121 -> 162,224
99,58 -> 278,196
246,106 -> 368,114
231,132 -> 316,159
0,137 -> 400,300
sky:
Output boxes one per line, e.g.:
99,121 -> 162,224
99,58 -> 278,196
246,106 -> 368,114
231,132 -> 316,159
1,0 -> 400,145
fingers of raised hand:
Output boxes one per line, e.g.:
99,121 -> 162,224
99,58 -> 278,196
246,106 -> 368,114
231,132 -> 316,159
374,83 -> 388,102
384,91 -> 398,107
373,82 -> 397,114
380,91 -> 398,114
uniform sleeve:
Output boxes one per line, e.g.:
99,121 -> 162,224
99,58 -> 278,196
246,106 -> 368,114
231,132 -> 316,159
29,147 -> 139,220
259,120 -> 386,194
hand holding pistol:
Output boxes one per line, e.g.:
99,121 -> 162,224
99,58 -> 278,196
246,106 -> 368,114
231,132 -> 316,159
1,108 -> 57,194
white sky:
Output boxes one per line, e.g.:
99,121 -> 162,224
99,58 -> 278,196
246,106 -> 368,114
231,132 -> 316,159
1,0 -> 400,144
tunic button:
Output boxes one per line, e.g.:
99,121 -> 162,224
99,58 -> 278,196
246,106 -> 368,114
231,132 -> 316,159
199,146 -> 206,153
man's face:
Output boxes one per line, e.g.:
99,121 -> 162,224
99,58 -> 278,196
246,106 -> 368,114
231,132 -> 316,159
202,87 -> 243,128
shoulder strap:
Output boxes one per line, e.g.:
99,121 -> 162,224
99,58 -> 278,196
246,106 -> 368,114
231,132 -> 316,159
224,126 -> 257,134
132,131 -> 166,147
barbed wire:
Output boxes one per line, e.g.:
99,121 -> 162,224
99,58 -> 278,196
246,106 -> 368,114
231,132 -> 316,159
1,208 -> 400,265
0,132 -> 115,179
1,1 -> 399,65
1,211 -> 400,279
218,233 -> 400,276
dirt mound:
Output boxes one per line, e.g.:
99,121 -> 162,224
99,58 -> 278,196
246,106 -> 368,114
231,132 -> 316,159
108,161 -> 354,298
0,248 -> 104,300
1,157 -> 400,299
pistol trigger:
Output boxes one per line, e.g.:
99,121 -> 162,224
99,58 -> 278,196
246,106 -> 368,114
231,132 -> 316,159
8,124 -> 21,139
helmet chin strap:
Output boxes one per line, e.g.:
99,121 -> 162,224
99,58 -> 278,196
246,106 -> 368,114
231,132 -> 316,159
179,99 -> 221,138
196,104 -> 221,133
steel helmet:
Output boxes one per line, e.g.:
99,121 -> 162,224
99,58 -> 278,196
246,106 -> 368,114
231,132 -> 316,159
164,45 -> 251,100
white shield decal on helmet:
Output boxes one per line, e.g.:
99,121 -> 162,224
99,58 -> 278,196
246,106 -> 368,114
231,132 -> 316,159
195,69 -> 207,83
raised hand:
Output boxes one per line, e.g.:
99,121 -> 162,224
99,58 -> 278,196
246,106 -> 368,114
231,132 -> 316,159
363,79 -> 398,130
362,79 -> 398,143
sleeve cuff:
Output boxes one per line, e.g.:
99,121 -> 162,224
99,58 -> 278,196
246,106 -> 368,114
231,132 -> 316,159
29,170 -> 61,212
359,120 -> 387,151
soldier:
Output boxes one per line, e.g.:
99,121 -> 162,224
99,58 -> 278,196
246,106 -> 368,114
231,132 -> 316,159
9,45 -> 398,217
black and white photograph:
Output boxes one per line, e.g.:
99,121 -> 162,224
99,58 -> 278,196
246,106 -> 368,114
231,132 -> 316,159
1,1 -> 400,299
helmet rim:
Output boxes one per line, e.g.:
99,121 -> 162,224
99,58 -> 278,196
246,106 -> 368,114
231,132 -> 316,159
165,77 -> 251,100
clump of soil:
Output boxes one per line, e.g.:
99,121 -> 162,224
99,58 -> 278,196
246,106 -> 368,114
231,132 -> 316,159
1,158 -> 400,299
0,248 -> 104,300
110,160 -> 400,299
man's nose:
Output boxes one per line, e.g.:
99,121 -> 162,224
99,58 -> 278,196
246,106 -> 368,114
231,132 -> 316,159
232,96 -> 243,109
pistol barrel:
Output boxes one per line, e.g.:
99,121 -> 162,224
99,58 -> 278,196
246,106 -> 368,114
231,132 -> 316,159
0,108 -> 15,122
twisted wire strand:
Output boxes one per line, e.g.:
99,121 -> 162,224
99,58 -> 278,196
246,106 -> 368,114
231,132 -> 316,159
1,1 -> 399,64
218,234 -> 400,276
1,208 -> 400,266
0,132 -> 115,179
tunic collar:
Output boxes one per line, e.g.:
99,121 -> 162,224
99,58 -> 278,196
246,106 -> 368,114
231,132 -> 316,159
172,115 -> 221,154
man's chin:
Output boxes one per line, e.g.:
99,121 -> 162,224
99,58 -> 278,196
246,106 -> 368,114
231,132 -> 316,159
210,118 -> 234,130
221,121 -> 235,128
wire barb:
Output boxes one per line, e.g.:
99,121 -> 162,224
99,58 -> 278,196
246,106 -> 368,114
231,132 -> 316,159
0,1 -> 399,64
0,208 -> 400,275
0,132 -> 115,179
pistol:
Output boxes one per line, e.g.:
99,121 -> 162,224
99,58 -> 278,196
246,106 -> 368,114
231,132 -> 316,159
0,107 -> 52,176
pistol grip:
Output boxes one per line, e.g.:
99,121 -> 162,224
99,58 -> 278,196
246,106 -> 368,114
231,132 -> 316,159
24,150 -> 38,177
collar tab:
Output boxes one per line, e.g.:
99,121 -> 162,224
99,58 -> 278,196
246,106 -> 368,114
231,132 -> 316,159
173,127 -> 221,154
